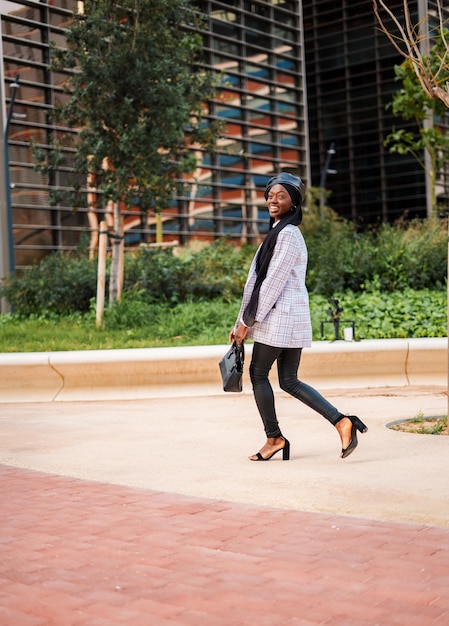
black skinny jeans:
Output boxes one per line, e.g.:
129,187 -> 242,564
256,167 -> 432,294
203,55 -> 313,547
249,342 -> 343,438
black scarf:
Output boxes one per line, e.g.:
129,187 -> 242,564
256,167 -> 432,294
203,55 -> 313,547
242,191 -> 302,327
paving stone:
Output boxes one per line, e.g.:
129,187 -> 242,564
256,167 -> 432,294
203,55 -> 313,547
1,465 -> 449,625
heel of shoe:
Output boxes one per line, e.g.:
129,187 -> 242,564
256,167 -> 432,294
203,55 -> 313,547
350,416 -> 368,433
282,438 -> 290,461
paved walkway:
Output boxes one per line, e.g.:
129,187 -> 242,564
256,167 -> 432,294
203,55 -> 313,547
1,384 -> 448,625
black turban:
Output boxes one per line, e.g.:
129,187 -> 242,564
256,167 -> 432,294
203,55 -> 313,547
264,171 -> 303,227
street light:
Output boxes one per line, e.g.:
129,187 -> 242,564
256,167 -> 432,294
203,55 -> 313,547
4,74 -> 20,277
319,142 -> 337,218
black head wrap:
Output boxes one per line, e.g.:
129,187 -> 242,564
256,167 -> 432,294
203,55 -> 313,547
264,172 -> 303,227
243,172 -> 303,327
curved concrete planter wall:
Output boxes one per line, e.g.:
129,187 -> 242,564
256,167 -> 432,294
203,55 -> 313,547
0,337 -> 446,403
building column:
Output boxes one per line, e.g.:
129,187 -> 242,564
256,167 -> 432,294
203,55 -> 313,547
0,34 -> 12,312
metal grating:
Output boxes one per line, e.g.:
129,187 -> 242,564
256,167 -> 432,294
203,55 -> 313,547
2,0 -> 309,267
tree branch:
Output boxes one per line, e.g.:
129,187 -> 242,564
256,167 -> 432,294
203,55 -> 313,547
373,0 -> 449,107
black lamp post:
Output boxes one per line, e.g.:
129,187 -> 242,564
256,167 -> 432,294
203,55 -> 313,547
319,142 -> 337,217
4,74 -> 20,277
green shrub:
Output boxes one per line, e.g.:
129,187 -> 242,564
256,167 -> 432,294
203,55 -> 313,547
122,247 -> 185,304
301,202 -> 447,295
101,289 -> 447,342
0,289 -> 446,352
371,219 -> 447,291
302,216 -> 358,295
0,251 -> 98,316
118,239 -> 254,305
177,238 -> 254,302
322,288 -> 447,340
101,296 -> 161,330
0,215 -> 447,317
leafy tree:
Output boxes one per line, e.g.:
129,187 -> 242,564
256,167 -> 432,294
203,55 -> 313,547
34,0 -> 223,304
374,0 -> 449,107
374,0 -> 449,431
50,0 -> 221,210
384,41 -> 449,214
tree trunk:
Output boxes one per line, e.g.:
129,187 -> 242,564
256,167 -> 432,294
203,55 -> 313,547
96,220 -> 108,328
156,212 -> 163,244
109,202 -> 122,305
117,216 -> 124,303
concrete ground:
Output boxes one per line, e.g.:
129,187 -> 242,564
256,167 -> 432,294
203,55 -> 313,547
1,383 -> 448,624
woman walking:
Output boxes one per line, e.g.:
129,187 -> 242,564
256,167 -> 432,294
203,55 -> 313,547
230,172 -> 367,461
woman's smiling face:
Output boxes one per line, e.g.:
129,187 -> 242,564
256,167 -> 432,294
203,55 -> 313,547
266,184 -> 293,221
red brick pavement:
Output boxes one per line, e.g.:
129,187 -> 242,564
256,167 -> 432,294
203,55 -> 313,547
1,464 -> 448,626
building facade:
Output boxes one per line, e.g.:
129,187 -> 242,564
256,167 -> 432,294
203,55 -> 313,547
177,0 -> 309,244
303,0 -> 449,225
0,0 -> 447,274
0,0 -> 309,271
0,0 -> 83,273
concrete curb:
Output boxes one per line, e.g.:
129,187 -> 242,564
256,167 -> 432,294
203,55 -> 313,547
0,337 -> 446,403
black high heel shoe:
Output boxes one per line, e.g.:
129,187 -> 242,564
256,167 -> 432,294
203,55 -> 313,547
338,416 -> 368,459
251,437 -> 290,461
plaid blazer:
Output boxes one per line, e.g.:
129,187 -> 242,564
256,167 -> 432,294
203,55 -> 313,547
236,225 -> 312,348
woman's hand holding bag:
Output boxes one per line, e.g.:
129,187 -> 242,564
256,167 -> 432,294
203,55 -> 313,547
219,341 -> 245,392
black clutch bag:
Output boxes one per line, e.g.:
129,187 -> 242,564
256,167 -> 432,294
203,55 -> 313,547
219,341 -> 245,392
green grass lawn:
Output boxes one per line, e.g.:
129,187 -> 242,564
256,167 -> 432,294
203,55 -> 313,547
0,317 -> 222,352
